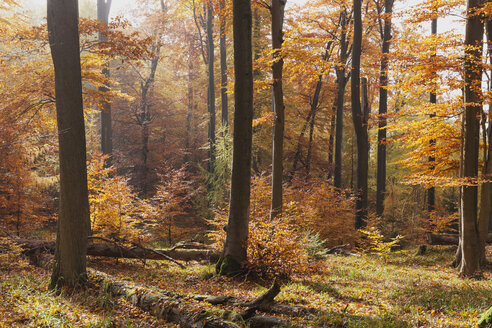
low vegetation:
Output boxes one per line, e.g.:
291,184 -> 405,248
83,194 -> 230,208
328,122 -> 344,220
1,245 -> 490,327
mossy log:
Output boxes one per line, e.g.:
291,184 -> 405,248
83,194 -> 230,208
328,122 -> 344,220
478,306 -> 492,327
91,270 -> 238,328
24,249 -> 304,327
15,238 -> 220,263
90,270 -> 303,328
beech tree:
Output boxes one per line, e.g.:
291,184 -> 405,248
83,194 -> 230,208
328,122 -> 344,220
48,0 -> 90,289
334,7 -> 352,189
460,0 -> 483,277
206,1 -> 216,175
428,17 -> 437,213
375,0 -> 394,216
217,0 -> 253,275
98,0 -> 112,160
219,0 -> 228,130
351,0 -> 369,228
270,0 -> 286,219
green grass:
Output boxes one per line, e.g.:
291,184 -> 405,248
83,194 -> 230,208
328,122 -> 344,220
0,245 -> 490,327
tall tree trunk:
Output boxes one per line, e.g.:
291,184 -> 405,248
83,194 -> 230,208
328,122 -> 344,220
305,98 -> 318,177
138,52 -> 160,196
334,9 -> 350,189
207,2 -> 216,175
219,0 -> 228,131
477,18 -> 492,266
217,0 -> 253,275
185,39 -> 194,164
351,0 -> 368,229
270,0 -> 286,219
334,72 -> 347,189
327,103 -> 336,180
428,18 -> 437,213
376,0 -> 393,216
460,0 -> 483,277
47,0 -> 90,289
98,0 -> 112,163
292,109 -> 313,172
252,7 -> 262,174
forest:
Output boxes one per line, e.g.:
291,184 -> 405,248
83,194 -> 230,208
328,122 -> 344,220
0,0 -> 492,326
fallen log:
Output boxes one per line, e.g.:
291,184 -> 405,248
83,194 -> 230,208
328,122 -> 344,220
15,239 -> 220,264
92,270 -> 304,328
427,233 -> 492,245
193,283 -> 318,318
24,252 -> 307,327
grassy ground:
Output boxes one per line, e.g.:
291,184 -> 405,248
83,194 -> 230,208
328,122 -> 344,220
0,245 -> 490,327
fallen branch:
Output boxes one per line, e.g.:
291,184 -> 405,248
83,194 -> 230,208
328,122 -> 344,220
193,281 -> 318,318
14,238 -> 219,264
326,244 -> 359,256
243,279 -> 280,308
427,233 -> 492,245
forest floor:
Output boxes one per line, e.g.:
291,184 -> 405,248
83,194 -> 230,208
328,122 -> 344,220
0,245 -> 491,327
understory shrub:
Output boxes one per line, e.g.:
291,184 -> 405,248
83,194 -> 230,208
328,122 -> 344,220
208,175 -> 356,279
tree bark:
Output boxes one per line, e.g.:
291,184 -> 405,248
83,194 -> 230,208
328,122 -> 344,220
376,0 -> 393,216
270,0 -> 286,219
351,0 -> 369,229
47,0 -> 90,289
98,0 -> 113,163
477,17 -> 492,265
334,9 -> 350,189
185,38 -> 194,163
219,0 -> 228,131
217,0 -> 253,275
138,52 -> 160,196
327,103 -> 336,180
207,2 -> 216,175
428,18 -> 437,213
460,0 -> 483,277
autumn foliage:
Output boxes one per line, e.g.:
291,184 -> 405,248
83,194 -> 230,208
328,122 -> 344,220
208,175 -> 355,279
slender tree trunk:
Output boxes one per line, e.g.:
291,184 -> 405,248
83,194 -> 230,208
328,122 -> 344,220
477,18 -> 492,266
291,41 -> 332,178
252,7 -> 262,174
460,0 -> 483,277
334,9 -> 350,189
292,109 -> 313,172
207,2 -> 216,175
334,72 -> 347,189
428,18 -> 437,213
138,52 -> 160,196
305,99 -> 318,177
217,0 -> 253,275
141,123 -> 149,195
47,0 -> 90,289
376,0 -> 393,216
270,0 -> 286,219
185,40 -> 194,164
327,103 -> 336,180
219,0 -> 228,131
351,0 -> 369,229
98,0 -> 112,163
